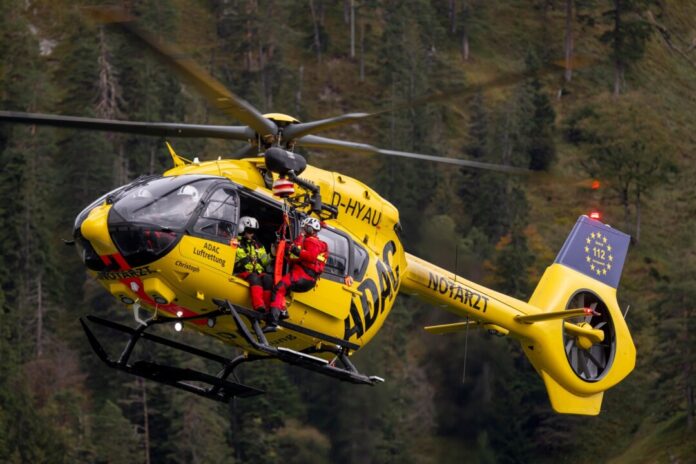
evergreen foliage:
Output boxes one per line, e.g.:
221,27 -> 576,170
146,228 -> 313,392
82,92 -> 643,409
598,0 -> 657,95
1,0 -> 695,462
92,400 -> 142,464
374,0 -> 445,243
571,97 -> 677,240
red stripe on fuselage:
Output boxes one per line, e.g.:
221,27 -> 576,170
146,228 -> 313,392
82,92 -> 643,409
104,253 -> 205,325
111,253 -> 131,270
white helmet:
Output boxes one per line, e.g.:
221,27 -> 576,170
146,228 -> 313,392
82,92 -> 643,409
301,217 -> 321,232
238,216 -> 259,234
177,184 -> 200,201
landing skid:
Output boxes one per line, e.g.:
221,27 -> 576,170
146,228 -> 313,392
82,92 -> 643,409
80,300 -> 383,402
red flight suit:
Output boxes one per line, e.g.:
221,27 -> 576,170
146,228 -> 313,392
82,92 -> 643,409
270,233 -> 328,312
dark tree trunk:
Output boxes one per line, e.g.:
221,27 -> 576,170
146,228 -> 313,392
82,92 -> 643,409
461,0 -> 470,61
686,303 -> 694,430
564,0 -> 574,82
310,0 -> 322,63
622,184 -> 630,234
295,65 -> 304,115
350,0 -> 355,58
360,22 -> 365,81
149,145 -> 155,175
36,274 -> 43,357
635,187 -> 641,243
141,378 -> 151,464
613,0 -> 624,96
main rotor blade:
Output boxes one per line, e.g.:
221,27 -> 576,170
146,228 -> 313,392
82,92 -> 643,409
284,57 -> 594,140
84,7 -> 277,138
0,111 -> 254,140
295,135 -> 531,174
391,57 -> 597,117
282,113 -> 370,140
233,144 -> 262,158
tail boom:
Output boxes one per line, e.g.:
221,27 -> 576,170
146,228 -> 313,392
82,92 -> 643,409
401,216 -> 636,415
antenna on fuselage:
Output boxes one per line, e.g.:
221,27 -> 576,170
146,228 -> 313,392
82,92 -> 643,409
165,141 -> 191,167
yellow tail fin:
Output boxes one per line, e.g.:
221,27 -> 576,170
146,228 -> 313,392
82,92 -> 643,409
523,216 -> 635,414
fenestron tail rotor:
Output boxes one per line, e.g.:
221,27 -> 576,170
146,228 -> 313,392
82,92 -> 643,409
563,293 -> 616,381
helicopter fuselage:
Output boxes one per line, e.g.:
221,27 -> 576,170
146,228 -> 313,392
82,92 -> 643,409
75,156 -> 404,357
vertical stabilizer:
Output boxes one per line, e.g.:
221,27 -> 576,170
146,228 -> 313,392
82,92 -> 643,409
524,216 -> 635,415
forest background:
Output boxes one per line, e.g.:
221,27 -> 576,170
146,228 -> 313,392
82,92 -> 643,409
1,0 -> 695,463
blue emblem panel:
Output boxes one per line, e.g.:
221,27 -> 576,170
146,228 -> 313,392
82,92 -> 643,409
554,216 -> 631,288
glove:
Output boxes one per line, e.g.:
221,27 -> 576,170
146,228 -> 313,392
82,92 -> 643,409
289,244 -> 301,256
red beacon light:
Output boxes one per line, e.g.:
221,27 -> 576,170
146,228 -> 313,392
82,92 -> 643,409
589,210 -> 601,220
272,177 -> 295,198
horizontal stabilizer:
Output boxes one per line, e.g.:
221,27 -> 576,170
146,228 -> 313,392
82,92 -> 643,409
515,307 -> 597,323
424,321 -> 477,335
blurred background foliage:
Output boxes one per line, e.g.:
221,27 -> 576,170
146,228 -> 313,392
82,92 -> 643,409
1,0 -> 695,462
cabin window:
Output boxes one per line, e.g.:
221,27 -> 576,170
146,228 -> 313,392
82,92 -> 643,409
237,190 -> 294,255
351,241 -> 369,280
317,227 -> 350,279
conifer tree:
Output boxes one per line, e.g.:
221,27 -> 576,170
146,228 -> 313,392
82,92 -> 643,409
168,365 -> 233,463
599,0 -> 656,95
652,233 -> 696,429
491,223 -> 534,298
574,98 -> 676,241
114,1 -> 186,177
92,400 -> 141,464
228,362 -> 305,463
525,74 -> 556,171
215,1 -> 297,115
0,12 -> 76,458
458,91 -> 490,234
459,89 -> 530,243
374,0 -> 445,243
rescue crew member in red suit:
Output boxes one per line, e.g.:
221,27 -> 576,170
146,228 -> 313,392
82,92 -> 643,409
233,216 -> 273,313
266,217 -> 328,332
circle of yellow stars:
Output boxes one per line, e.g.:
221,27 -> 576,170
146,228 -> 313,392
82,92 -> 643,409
584,231 -> 614,277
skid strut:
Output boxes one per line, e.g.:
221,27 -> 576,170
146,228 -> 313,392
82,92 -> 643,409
80,300 -> 383,402
214,299 -> 384,385
81,309 -> 263,402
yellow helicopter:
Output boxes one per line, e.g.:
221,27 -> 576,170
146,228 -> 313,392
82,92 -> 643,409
0,11 -> 635,416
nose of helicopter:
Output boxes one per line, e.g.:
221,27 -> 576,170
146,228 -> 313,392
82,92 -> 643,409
80,203 -> 119,256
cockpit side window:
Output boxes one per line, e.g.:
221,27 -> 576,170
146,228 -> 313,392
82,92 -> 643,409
73,175 -> 159,234
317,227 -> 350,280
192,187 -> 239,242
107,176 -> 220,268
351,241 -> 369,280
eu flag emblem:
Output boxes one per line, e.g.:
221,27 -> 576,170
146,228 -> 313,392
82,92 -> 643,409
554,216 -> 631,288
